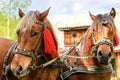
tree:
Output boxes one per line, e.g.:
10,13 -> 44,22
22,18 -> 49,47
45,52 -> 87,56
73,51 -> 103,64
0,13 -> 19,39
0,0 -> 31,17
0,0 -> 31,38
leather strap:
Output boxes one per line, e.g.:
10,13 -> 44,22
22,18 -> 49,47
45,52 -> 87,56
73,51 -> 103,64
60,64 -> 113,79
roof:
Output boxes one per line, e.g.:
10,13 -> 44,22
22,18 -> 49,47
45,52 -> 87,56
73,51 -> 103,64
49,14 -> 91,28
59,25 -> 90,31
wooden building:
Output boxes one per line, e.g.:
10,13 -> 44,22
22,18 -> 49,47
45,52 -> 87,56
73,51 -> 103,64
59,25 -> 89,47
113,47 -> 120,79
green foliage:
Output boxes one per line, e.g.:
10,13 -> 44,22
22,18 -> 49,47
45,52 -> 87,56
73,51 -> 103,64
0,13 -> 19,39
0,0 -> 31,17
0,0 -> 31,39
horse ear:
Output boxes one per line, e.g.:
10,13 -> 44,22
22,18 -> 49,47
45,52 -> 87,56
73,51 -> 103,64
109,8 -> 116,18
89,11 -> 96,20
18,8 -> 25,18
39,7 -> 51,20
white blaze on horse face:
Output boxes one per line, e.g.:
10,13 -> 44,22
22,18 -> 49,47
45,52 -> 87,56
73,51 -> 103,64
98,26 -> 109,39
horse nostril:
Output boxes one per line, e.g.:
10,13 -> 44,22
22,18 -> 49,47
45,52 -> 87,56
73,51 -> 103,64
108,52 -> 112,57
98,51 -> 102,56
16,65 -> 23,73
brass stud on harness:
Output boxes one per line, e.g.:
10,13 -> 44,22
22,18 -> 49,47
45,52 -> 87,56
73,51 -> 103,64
28,52 -> 31,55
15,49 -> 18,52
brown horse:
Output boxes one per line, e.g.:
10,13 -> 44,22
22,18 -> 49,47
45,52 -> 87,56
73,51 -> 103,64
9,8 -> 61,80
59,8 -> 119,80
0,37 -> 18,80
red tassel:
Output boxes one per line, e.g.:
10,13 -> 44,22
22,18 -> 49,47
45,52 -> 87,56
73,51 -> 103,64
43,28 -> 57,56
86,39 -> 92,48
113,32 -> 119,47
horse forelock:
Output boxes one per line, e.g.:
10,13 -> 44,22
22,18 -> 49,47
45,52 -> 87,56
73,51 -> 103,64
92,14 -> 116,32
16,11 -> 39,34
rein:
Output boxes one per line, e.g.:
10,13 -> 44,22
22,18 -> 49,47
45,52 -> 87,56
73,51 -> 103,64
65,55 -> 94,59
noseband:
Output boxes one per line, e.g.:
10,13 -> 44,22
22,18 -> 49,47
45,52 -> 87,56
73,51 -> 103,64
91,33 -> 114,54
13,21 -> 46,70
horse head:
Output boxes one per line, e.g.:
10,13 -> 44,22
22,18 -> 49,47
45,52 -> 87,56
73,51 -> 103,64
10,8 -> 58,77
87,8 -> 119,65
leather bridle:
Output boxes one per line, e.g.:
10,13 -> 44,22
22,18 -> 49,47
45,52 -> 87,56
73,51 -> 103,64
91,32 -> 114,55
13,21 -> 46,70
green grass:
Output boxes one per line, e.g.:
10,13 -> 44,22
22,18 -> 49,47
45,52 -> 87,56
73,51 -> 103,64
0,13 -> 19,39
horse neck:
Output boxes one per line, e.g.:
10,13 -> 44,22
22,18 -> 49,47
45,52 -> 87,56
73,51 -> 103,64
78,37 -> 91,56
77,28 -> 92,56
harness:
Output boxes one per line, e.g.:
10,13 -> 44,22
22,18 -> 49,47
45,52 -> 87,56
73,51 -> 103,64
1,42 -> 17,80
59,34 -> 114,80
2,21 -> 114,80
60,64 -> 113,80
91,32 -> 114,54
2,21 -> 62,79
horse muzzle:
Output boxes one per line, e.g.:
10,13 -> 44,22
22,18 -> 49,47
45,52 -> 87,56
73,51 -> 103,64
10,65 -> 30,78
97,51 -> 112,65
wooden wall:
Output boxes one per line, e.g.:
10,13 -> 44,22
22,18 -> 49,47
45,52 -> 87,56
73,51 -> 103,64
114,52 -> 120,79
64,29 -> 86,47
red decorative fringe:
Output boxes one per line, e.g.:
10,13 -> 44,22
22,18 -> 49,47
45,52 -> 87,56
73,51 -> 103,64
86,32 -> 119,48
43,28 -> 57,56
86,39 -> 92,48
113,32 -> 119,47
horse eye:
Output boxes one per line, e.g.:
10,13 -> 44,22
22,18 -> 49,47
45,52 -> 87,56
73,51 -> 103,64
16,30 -> 20,36
32,31 -> 39,37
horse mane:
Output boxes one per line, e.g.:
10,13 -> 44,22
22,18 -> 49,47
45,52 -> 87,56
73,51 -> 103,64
93,14 -> 117,32
75,27 -> 93,54
16,10 -> 58,50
